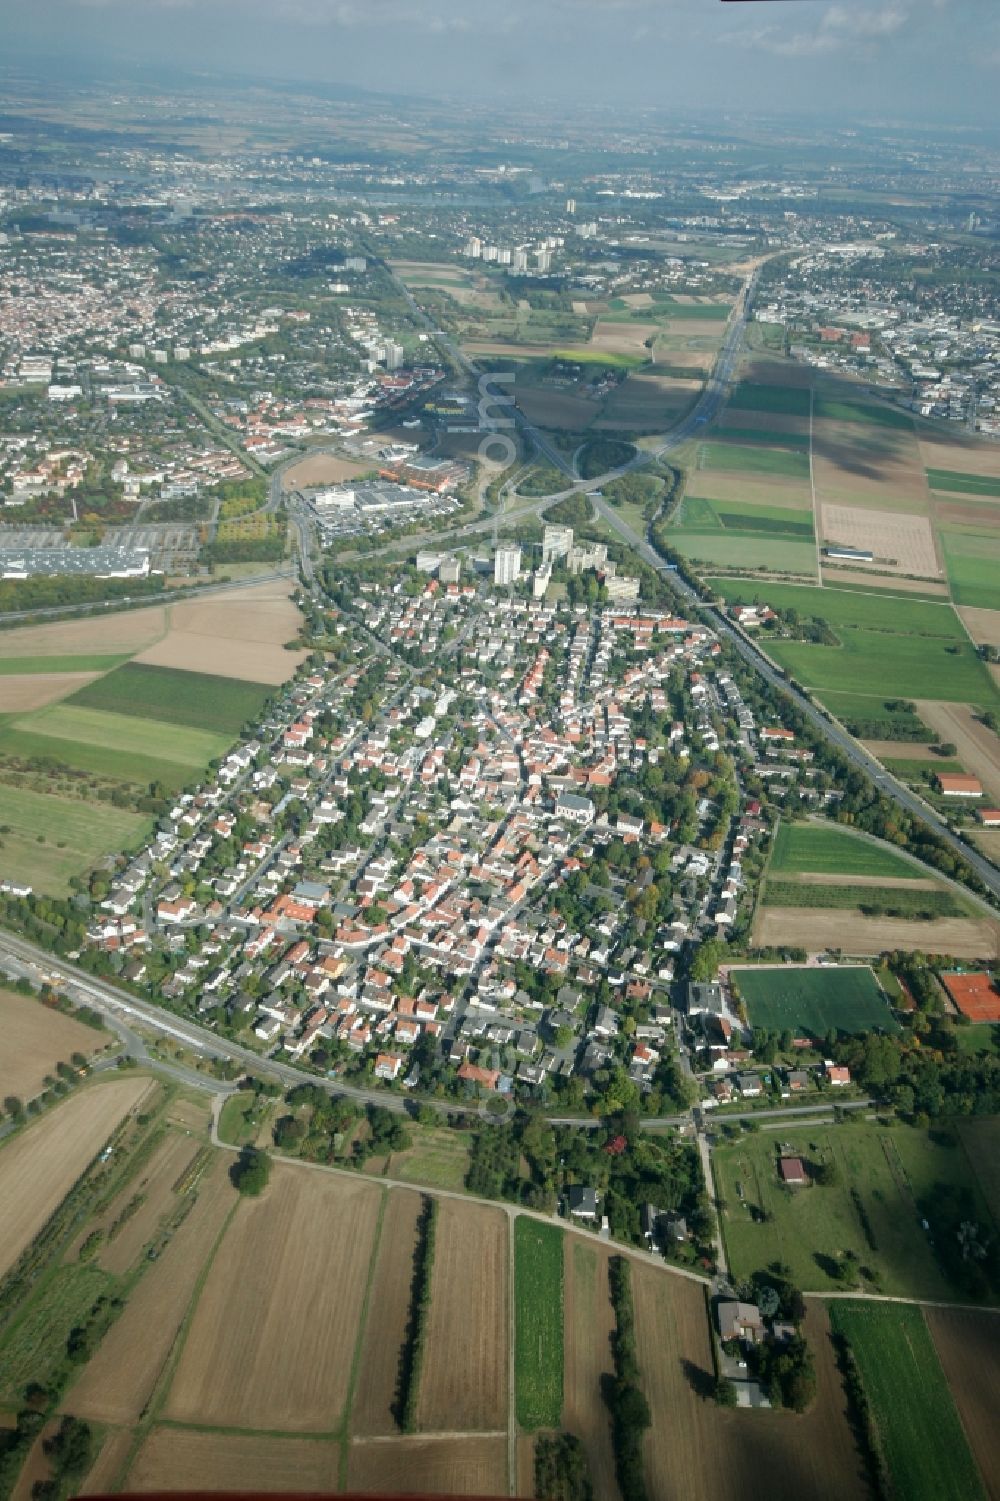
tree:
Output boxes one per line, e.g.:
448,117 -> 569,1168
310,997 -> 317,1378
231,1146 -> 270,1196
714,1376 -> 738,1407
3,1095 -> 23,1119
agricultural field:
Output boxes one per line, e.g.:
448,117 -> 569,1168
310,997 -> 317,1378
386,1126 -> 472,1192
0,782 -> 152,897
753,907 -> 1000,959
513,1219 -> 563,1430
0,671 -> 105,714
346,1435 -> 508,1497
912,700 -> 1000,806
66,662 -> 270,736
351,1188 -> 424,1436
93,1133 -> 203,1276
415,1199 -> 508,1433
126,1429 -> 341,1495
164,1166 -> 382,1432
714,1122 -> 987,1300
0,988 -> 108,1103
730,965 -> 898,1036
0,1077 -> 151,1279
0,703 -> 231,781
561,1242 -> 616,1501
698,441 -> 810,479
631,1267 -> 866,1501
828,1301 -> 986,1501
769,822 -> 920,879
281,452 -> 372,490
132,580 -> 307,685
955,1116 -> 1000,1224
925,1307 -> 1000,1500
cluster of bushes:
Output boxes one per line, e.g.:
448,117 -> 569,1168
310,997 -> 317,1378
533,1432 -> 593,1501
396,1197 -> 438,1433
605,1257 -> 651,1501
750,1332 -> 816,1412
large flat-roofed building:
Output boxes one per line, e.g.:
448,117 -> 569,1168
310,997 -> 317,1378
0,547 -> 150,579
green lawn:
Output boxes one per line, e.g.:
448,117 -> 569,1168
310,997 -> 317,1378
66,663 -> 271,736
731,965 -> 899,1037
926,468 -> 1000,497
0,655 -> 130,676
714,1123 -> 976,1299
827,1302 -> 986,1501
770,822 -> 919,878
727,383 -> 812,416
699,442 -> 810,479
7,704 -> 232,770
0,783 -> 152,896
514,1218 -> 564,1430
217,1093 -> 269,1147
766,629 -> 999,707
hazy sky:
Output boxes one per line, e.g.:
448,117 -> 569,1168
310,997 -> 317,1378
5,0 -> 999,125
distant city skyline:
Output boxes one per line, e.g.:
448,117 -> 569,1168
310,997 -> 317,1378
4,0 -> 999,127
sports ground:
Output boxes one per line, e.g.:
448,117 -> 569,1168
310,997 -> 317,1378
731,964 -> 900,1036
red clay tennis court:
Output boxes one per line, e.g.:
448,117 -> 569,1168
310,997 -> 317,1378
941,972 -> 1000,1023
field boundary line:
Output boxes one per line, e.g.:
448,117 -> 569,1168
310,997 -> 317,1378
350,1429 -> 507,1445
338,1187 -> 388,1489
153,1418 -> 341,1442
810,1290 -> 1000,1312
507,1208 -> 516,1497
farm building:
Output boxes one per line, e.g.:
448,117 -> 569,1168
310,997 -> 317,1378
779,1156 -> 808,1186
976,808 -> 1000,827
941,972 -> 1000,1024
936,772 -> 983,798
718,1300 -> 764,1343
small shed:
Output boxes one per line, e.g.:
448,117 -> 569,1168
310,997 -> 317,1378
779,1156 -> 808,1187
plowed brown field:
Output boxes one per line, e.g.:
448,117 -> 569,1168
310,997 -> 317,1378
915,700 -> 1000,806
415,1199 -> 508,1433
127,1428 -> 341,1493
164,1166 -> 381,1432
352,1187 -> 424,1435
925,1307 -> 1000,1500
562,1240 -> 616,1501
66,1154 -> 235,1425
632,1272 -> 867,1501
754,907 -> 999,959
0,988 -> 107,1102
0,1078 -> 150,1280
347,1436 -> 507,1496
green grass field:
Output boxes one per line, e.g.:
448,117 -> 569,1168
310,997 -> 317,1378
218,1093 -> 269,1147
704,578 -> 964,637
678,498 -> 813,538
940,528 -> 1000,610
0,1263 -> 116,1399
766,629 -> 999,707
514,1218 -> 564,1430
762,882 -> 965,918
827,1302 -> 985,1501
699,442 -> 810,479
6,704 -> 232,771
389,1128 -> 472,1193
717,426 -> 809,451
770,822 -> 919,878
0,783 -> 152,896
727,383 -> 811,416
714,1124 -> 978,1300
814,395 -> 914,430
926,468 -> 1000,497
666,530 -> 817,575
0,654 -> 130,676
809,691 -> 931,737
66,663 -> 270,736
0,726 -> 197,792
732,964 -> 898,1037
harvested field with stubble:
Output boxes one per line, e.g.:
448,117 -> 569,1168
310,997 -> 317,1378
754,907 -> 999,959
127,1428 -> 341,1494
164,1166 -> 381,1433
562,1241 -> 616,1501
926,1307 -> 1000,1500
79,1429 -> 134,1496
133,580 -> 305,685
415,1199 -> 508,1433
0,608 -> 168,662
0,672 -> 101,712
822,568 -> 949,594
352,1187 -> 424,1435
347,1436 -> 508,1497
96,1133 -> 201,1275
66,1154 -> 235,1425
0,989 -> 107,1103
959,605 -> 1000,646
820,503 -> 941,577
0,1078 -> 150,1280
632,1271 -> 866,1501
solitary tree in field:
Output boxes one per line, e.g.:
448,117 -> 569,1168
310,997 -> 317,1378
231,1146 -> 270,1196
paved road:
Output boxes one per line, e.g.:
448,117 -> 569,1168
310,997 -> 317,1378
588,491 -> 1000,901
